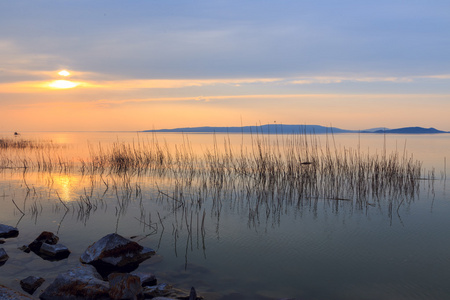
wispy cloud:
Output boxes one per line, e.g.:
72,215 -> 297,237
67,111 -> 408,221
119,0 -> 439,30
289,75 -> 415,85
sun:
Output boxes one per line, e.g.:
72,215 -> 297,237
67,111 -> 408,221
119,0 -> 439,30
58,70 -> 71,76
47,70 -> 80,89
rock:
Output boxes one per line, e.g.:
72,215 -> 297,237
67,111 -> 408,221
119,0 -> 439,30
0,239 -> 5,244
20,276 -> 45,295
39,243 -> 70,260
28,231 -> 59,252
189,287 -> 197,300
18,245 -> 31,253
39,264 -> 110,300
142,285 -> 203,300
0,248 -> 9,264
0,284 -> 37,299
142,283 -> 173,298
80,233 -> 155,273
130,271 -> 157,286
108,273 -> 143,300
0,224 -> 19,239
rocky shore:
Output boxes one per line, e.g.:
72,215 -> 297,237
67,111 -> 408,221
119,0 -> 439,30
0,224 -> 201,300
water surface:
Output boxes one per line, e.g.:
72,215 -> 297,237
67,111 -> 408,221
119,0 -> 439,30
1,132 -> 449,299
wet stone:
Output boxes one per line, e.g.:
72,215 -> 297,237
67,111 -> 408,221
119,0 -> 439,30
142,283 -> 172,298
0,224 -> 19,239
0,284 -> 37,300
0,248 -> 9,264
80,233 -> 155,273
143,285 -> 203,300
20,276 -> 45,295
28,231 -> 59,252
18,245 -> 31,253
108,273 -> 143,300
131,271 -> 157,287
39,243 -> 70,260
40,264 -> 110,300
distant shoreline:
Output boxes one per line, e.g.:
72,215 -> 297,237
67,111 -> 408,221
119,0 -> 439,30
143,125 -> 449,135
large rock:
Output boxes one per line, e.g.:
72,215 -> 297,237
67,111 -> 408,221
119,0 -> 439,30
108,273 -> 143,300
0,284 -> 37,300
0,224 -> 19,239
39,264 -> 110,300
20,276 -> 45,295
80,233 -> 155,272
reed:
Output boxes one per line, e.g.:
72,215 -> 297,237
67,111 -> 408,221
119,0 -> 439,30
3,131 -> 426,226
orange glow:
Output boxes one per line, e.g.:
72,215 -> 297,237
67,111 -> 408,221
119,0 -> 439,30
48,80 -> 80,89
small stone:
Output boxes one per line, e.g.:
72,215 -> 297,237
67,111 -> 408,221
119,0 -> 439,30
20,276 -> 45,295
39,243 -> 70,260
19,245 -> 31,253
28,231 -> 59,252
108,273 -> 143,300
142,283 -> 172,298
189,287 -> 197,300
0,224 -> 19,238
131,271 -> 157,286
0,239 -> 5,244
0,248 -> 9,263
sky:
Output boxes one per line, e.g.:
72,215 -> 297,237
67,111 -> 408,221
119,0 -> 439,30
1,0 -> 450,131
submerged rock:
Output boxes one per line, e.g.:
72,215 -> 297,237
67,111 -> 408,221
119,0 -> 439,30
80,233 -> 155,272
20,276 -> 45,295
108,273 -> 143,300
0,248 -> 9,265
0,224 -> 19,239
39,243 -> 70,260
0,284 -> 37,300
39,264 -> 110,300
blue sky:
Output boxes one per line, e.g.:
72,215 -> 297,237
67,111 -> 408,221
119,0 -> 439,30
1,1 -> 450,131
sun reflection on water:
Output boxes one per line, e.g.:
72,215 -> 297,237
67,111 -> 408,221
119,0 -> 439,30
52,174 -> 79,201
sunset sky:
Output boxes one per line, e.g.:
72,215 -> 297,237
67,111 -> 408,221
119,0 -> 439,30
1,1 -> 450,132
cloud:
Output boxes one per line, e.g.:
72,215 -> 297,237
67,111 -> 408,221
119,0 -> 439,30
289,76 -> 415,85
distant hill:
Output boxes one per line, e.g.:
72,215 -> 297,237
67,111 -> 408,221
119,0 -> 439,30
144,124 -> 353,134
369,127 -> 448,134
363,127 -> 390,132
144,125 -> 449,134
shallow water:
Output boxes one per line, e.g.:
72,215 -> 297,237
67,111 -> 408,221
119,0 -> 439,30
1,132 -> 450,299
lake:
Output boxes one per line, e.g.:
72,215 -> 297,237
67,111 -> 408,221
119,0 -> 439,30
1,131 -> 450,299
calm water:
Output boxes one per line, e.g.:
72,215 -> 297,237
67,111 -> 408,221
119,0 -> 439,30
1,132 -> 450,299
